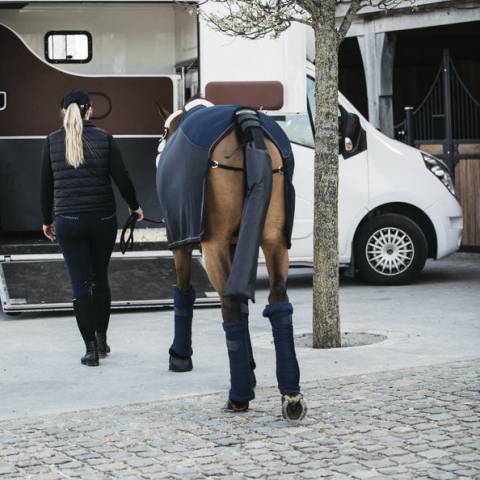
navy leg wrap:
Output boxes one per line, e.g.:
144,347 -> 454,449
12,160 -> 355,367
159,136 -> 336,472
240,301 -> 256,371
263,302 -> 300,395
170,286 -> 196,358
223,320 -> 255,403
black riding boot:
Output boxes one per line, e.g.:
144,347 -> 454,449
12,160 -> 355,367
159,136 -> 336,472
96,332 -> 110,358
81,340 -> 99,367
93,289 -> 111,358
73,296 -> 99,367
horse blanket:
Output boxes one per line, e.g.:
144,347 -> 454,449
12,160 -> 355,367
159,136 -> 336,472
156,104 -> 295,251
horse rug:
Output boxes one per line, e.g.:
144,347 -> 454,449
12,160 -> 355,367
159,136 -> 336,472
156,104 -> 295,251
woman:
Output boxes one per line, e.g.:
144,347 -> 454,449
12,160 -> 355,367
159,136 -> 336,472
41,89 -> 143,366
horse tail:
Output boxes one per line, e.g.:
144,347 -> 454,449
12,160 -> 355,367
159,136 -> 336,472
223,108 -> 273,302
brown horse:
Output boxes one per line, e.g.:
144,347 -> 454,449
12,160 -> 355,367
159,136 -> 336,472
157,100 -> 306,421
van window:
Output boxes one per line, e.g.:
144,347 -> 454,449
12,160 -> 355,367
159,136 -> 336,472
45,31 -> 92,63
273,114 -> 314,149
307,76 -> 315,123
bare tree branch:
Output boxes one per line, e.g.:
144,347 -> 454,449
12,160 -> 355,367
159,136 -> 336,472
336,0 -> 361,45
202,0 -> 412,44
296,0 -> 317,14
203,0 -> 312,39
360,0 -> 415,11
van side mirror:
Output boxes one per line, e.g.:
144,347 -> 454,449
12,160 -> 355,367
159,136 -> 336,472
339,107 -> 366,159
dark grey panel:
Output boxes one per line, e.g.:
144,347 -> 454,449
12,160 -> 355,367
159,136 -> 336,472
115,137 -> 163,228
0,138 -> 163,233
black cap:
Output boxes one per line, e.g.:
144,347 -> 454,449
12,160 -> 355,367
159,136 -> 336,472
62,89 -> 91,110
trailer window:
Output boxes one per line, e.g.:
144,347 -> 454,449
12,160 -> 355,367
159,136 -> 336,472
273,114 -> 314,149
45,31 -> 92,64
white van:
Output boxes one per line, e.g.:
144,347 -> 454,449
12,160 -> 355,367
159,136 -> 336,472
272,63 -> 463,285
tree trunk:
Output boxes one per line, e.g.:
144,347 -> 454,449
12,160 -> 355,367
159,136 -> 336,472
312,2 -> 341,348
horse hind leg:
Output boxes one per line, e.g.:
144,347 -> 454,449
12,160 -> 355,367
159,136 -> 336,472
169,245 -> 196,372
201,241 -> 255,413
201,138 -> 255,411
261,140 -> 307,422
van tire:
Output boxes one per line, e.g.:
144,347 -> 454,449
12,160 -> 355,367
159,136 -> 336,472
354,214 -> 428,285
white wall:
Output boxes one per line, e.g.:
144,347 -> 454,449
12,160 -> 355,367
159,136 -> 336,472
175,6 -> 197,64
0,2 -> 198,75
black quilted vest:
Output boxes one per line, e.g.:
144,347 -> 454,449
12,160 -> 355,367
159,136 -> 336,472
48,121 -> 115,215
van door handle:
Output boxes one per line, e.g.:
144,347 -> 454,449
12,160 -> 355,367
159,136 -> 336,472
0,91 -> 6,111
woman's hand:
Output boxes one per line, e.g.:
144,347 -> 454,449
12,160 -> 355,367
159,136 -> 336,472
129,206 -> 144,221
43,223 -> 56,242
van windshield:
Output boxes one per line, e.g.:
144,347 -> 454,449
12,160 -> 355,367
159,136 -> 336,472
271,76 -> 316,149
273,113 -> 314,148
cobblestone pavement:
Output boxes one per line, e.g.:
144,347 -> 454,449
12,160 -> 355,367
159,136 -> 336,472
0,360 -> 478,480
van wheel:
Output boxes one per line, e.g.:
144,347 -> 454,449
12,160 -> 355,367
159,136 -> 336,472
354,214 -> 428,285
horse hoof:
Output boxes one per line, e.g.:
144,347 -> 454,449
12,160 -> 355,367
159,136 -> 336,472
281,393 -> 307,423
223,399 -> 249,413
169,355 -> 193,372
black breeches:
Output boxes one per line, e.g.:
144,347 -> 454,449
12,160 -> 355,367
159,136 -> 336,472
55,211 -> 117,300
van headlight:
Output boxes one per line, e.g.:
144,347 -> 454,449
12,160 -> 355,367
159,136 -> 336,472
421,152 -> 456,197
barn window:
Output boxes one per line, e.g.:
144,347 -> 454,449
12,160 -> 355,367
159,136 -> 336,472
45,31 -> 92,64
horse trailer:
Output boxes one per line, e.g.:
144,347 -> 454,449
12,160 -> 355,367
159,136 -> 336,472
0,1 -> 463,313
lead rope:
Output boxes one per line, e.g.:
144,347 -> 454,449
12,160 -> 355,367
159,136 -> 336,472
120,213 -> 164,254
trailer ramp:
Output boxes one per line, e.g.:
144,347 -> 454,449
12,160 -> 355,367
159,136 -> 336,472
0,250 -> 219,314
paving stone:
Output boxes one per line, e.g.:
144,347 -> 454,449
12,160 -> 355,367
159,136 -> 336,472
360,459 -> 396,469
426,468 -> 459,480
0,464 -> 17,475
417,449 -> 451,459
454,469 -> 479,477
453,453 -> 479,462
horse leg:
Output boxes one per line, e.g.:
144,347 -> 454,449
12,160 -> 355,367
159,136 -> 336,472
261,141 -> 307,422
201,241 -> 255,412
262,241 -> 306,421
169,245 -> 196,372
201,132 -> 255,411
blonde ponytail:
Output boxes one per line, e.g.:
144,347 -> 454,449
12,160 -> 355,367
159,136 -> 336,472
63,103 -> 84,168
